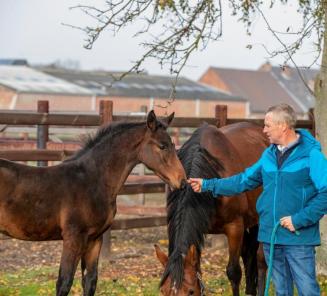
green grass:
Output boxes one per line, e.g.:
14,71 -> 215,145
0,267 -> 159,296
1,267 -> 327,295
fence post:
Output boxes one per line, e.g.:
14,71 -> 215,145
37,100 -> 49,167
139,105 -> 147,204
99,100 -> 113,259
100,100 -> 113,124
140,105 -> 148,114
215,105 -> 227,128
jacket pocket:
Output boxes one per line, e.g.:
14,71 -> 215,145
279,189 -> 303,216
256,193 -> 264,216
256,191 -> 273,224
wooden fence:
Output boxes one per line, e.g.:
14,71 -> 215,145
0,101 -> 315,254
0,100 -> 315,209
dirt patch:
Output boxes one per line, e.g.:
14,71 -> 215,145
0,227 -> 228,281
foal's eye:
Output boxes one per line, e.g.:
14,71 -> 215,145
159,144 -> 167,150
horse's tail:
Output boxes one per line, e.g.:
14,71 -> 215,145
241,224 -> 259,295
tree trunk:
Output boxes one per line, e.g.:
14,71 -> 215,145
314,1 -> 327,275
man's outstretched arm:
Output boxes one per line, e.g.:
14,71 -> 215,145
188,156 -> 263,197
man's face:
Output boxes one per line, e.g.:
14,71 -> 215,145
263,112 -> 285,144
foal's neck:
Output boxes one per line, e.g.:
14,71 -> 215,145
92,124 -> 147,195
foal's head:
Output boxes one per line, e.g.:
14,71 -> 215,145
139,111 -> 186,189
155,244 -> 204,296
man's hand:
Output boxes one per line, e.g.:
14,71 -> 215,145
280,216 -> 296,232
187,178 -> 203,192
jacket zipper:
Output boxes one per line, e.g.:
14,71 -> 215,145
273,170 -> 278,226
302,187 -> 306,208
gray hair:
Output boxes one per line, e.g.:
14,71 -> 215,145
266,104 -> 297,129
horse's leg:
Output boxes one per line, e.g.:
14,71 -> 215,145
56,237 -> 85,296
256,243 -> 267,296
81,237 -> 103,296
241,225 -> 259,296
224,219 -> 244,296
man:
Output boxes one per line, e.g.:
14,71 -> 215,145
188,104 -> 327,296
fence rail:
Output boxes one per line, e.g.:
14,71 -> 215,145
0,110 -> 314,129
0,149 -> 75,161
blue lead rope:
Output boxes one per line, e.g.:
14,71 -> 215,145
264,222 -> 300,296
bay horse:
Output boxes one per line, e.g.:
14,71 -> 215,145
155,122 -> 269,296
0,111 -> 186,296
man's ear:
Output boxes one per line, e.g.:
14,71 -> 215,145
162,112 -> 175,127
147,110 -> 157,131
154,244 -> 168,267
282,122 -> 289,132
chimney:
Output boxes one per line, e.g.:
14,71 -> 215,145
281,65 -> 291,79
259,61 -> 272,72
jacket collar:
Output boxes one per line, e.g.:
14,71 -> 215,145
267,129 -> 319,162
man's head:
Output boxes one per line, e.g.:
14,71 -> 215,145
263,104 -> 297,145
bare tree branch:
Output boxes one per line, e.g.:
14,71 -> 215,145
253,3 -> 315,95
65,0 -> 325,108
66,0 -> 223,102
230,0 -> 324,95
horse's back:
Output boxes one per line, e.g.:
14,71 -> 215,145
0,158 -> 30,193
0,158 -> 60,193
220,122 -> 268,167
220,122 -> 267,147
220,122 -> 268,226
198,122 -> 268,227
198,122 -> 267,175
0,158 -> 55,175
0,159 -> 76,240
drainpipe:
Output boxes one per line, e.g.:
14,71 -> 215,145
9,93 -> 18,109
91,94 -> 96,111
195,99 -> 200,117
149,97 -> 154,110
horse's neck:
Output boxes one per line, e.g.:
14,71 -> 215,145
90,125 -> 145,195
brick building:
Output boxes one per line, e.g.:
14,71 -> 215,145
40,66 -> 247,118
0,65 -> 100,112
199,62 -> 317,118
0,64 -> 247,118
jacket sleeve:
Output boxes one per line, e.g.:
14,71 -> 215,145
292,149 -> 327,229
201,155 -> 263,197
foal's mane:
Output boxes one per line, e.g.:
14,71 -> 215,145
161,123 -> 224,288
66,121 -> 146,161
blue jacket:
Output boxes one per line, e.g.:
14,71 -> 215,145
202,129 -> 327,245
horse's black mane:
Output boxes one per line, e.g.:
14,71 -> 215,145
160,123 -> 225,288
65,121 -> 146,161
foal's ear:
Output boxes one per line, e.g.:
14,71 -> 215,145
185,245 -> 198,267
147,110 -> 157,131
154,244 -> 168,267
162,112 -> 175,127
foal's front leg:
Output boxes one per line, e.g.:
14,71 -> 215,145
224,218 -> 244,296
56,237 -> 85,296
81,237 -> 103,296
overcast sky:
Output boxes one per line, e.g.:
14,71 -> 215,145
0,1 -> 321,80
